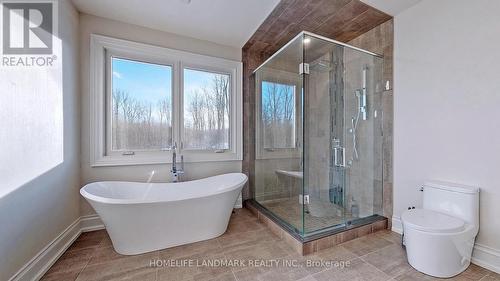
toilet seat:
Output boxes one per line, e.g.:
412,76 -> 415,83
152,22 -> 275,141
402,209 -> 465,233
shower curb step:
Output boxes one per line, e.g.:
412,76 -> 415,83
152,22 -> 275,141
244,199 -> 388,256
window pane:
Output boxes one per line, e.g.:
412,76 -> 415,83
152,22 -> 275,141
110,57 -> 172,151
261,81 -> 296,149
183,68 -> 230,150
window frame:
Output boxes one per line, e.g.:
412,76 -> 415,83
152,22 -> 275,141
105,50 -> 177,157
180,63 -> 234,155
90,34 -> 242,166
255,69 -> 302,160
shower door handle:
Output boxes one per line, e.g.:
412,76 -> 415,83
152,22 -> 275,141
334,146 -> 345,167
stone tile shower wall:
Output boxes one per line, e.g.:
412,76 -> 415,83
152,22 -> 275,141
347,20 -> 394,225
342,48 -> 380,217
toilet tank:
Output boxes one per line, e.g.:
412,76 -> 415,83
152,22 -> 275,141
423,181 -> 480,227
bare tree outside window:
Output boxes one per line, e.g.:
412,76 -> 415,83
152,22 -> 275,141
261,81 -> 295,149
110,58 -> 173,151
184,69 -> 230,150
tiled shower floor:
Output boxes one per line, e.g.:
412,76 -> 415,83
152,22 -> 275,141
41,208 -> 498,281
260,197 -> 355,233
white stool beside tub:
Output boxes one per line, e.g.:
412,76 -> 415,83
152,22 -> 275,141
402,181 -> 479,278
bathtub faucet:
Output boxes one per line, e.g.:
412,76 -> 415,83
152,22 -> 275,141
170,143 -> 184,182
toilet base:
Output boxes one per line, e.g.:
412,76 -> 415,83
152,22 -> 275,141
403,224 -> 476,278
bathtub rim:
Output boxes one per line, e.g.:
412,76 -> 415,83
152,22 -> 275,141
80,173 -> 247,205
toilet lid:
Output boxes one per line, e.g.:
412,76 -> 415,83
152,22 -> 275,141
402,209 -> 465,233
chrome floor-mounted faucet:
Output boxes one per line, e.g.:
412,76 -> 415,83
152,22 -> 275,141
170,143 -> 184,182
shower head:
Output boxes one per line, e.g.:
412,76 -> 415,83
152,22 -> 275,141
310,60 -> 332,72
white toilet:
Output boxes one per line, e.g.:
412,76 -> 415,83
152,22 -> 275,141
401,181 -> 479,278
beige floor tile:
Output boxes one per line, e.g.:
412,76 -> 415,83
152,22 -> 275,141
301,245 -> 358,275
99,233 -> 113,247
76,266 -> 156,281
67,231 -> 106,253
217,228 -> 280,251
230,208 -> 259,222
297,276 -> 317,281
156,252 -> 232,281
449,264 -> 491,281
341,233 -> 393,257
372,229 -> 402,244
395,263 -> 491,281
481,272 -> 500,281
226,218 -> 266,234
44,248 -> 94,275
362,243 -> 411,277
88,245 -> 157,266
394,269 -> 443,281
40,269 -> 82,281
223,240 -> 295,262
233,261 -> 310,281
78,230 -> 107,241
76,253 -> 158,281
159,238 -> 223,260
208,272 -> 237,281
312,258 -> 391,281
232,266 -> 270,281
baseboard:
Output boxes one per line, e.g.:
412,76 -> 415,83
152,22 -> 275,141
392,215 -> 500,274
472,243 -> 500,274
8,214 -> 104,281
391,215 -> 403,234
80,214 -> 104,232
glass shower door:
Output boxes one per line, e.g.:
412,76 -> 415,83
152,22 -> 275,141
342,47 -> 384,224
303,35 -> 348,234
302,33 -> 384,236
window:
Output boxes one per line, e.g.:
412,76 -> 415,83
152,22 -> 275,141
261,81 -> 296,149
183,69 -> 230,150
256,70 -> 301,159
110,58 -> 173,151
90,35 -> 242,166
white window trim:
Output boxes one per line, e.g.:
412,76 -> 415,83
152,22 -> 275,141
90,34 -> 242,167
255,69 -> 302,160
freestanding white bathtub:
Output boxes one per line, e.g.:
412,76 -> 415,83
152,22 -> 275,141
80,173 -> 247,255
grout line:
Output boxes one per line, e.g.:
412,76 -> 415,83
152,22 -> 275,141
478,273 -> 496,281
358,256 -> 393,280
73,237 -> 101,280
357,242 -> 395,259
231,267 -> 239,281
75,257 -> 91,281
154,250 -> 159,281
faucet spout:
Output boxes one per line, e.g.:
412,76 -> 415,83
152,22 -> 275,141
172,150 -> 177,173
170,142 -> 184,182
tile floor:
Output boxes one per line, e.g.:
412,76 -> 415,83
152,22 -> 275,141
42,208 -> 498,281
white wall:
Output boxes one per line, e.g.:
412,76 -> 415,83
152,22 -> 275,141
394,0 -> 500,265
79,14 -> 243,216
0,0 -> 80,279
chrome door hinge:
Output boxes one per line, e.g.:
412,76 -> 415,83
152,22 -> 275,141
299,63 -> 309,75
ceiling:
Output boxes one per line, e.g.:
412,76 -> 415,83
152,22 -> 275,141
72,0 -> 421,48
359,0 -> 422,16
71,0 -> 281,48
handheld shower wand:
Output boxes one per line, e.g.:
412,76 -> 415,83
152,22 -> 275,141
350,66 -> 369,163
360,67 -> 368,121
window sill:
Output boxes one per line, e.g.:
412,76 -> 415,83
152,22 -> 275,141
91,153 -> 242,167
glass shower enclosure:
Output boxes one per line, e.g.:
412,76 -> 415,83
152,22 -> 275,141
253,32 -> 384,238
